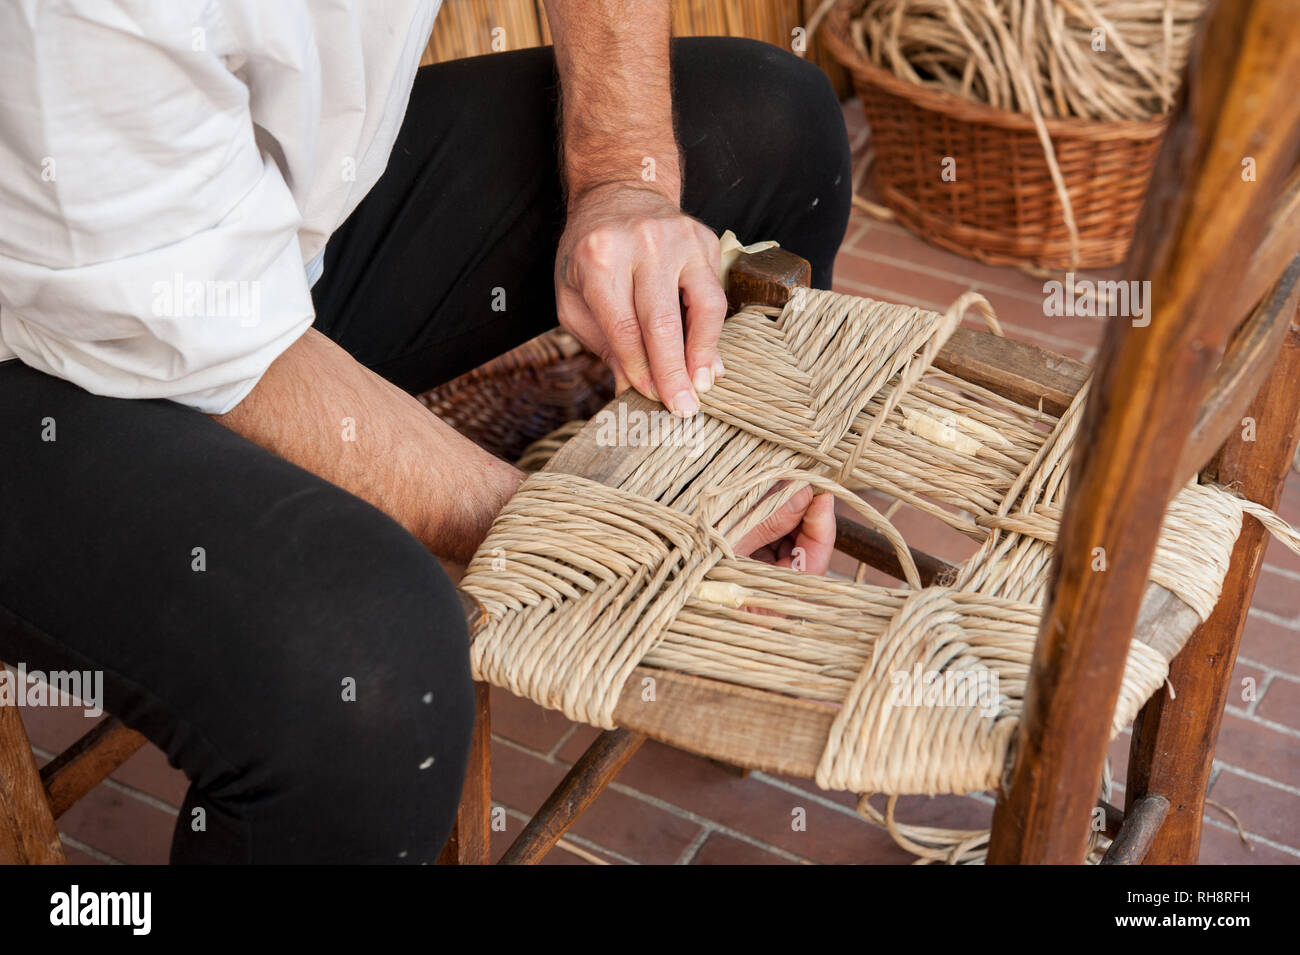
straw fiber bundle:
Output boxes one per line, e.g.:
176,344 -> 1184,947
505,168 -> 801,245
823,0 -> 1210,268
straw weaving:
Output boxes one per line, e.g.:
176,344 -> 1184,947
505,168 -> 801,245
460,286 -> 1299,802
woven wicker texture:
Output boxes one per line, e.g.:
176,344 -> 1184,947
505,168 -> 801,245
420,330 -> 612,462
461,286 -> 1298,803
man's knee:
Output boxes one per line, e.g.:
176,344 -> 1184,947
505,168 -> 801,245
182,500 -> 476,862
674,37 -> 851,281
674,36 -> 846,160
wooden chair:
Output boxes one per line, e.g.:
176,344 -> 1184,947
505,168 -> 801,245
0,706 -> 146,863
443,0 -> 1300,866
5,0 -> 1296,868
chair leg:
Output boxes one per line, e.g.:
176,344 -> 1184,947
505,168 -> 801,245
438,681 -> 492,865
41,717 -> 147,819
0,679 -> 65,864
498,729 -> 645,865
988,0 -> 1300,864
1126,317 -> 1300,863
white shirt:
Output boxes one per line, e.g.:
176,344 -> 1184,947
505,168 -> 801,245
0,0 -> 440,414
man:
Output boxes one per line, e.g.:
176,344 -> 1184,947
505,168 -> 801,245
0,1 -> 849,863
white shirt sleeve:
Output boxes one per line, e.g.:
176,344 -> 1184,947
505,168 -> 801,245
0,2 -> 317,415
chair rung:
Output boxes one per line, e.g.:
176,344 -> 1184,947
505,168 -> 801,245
40,717 -> 147,819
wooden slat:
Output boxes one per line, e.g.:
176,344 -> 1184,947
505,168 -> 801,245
0,694 -> 64,864
1237,166 -> 1300,323
40,717 -> 147,819
834,516 -> 956,586
1127,318 -> 1300,863
588,582 -> 1199,777
934,327 -> 1090,417
542,389 -> 666,483
611,667 -> 833,778
1178,254 -> 1300,481
1098,799 -> 1126,841
498,728 -> 645,865
988,0 -> 1300,865
725,246 -> 811,313
437,680 -> 492,865
1101,794 -> 1170,865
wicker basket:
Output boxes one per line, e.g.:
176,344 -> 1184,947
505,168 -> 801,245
822,0 -> 1169,270
419,329 -> 612,462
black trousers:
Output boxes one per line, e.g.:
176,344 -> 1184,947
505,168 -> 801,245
0,38 -> 850,864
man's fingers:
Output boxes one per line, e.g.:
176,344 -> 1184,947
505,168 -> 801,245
583,271 -> 658,401
733,486 -> 814,557
785,492 -> 835,575
632,262 -> 696,417
680,260 -> 727,388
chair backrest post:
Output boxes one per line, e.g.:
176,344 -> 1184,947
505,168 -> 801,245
988,0 -> 1300,864
0,674 -> 66,864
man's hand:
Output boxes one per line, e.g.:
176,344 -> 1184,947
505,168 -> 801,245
544,0 -> 727,417
556,183 -> 727,417
734,488 -> 836,574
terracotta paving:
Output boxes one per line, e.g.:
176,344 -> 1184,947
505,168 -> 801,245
8,100 -> 1297,865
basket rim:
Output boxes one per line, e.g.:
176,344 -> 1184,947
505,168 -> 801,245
820,0 -> 1169,141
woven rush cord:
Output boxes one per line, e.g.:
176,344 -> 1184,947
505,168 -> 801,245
844,0 -> 1207,265
467,287 -> 997,730
462,285 -> 1300,805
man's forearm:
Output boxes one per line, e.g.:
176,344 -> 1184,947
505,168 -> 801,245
213,329 -> 522,564
544,0 -> 680,203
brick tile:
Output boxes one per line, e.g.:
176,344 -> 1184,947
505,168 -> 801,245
489,810 -> 624,865
832,246 -> 975,312
832,499 -> 980,584
56,785 -> 176,866
488,686 -> 575,755
775,772 -> 872,812
490,740 -> 703,865
692,831 -> 797,865
1230,660 -> 1270,714
1249,564 -> 1299,623
1198,818 -> 1299,865
1240,612 -> 1300,677
1212,712 -> 1300,789
1249,481 -> 1300,577
1278,479 -> 1300,524
543,844 -> 603,865
61,844 -> 108,865
849,221 -> 1043,296
1107,730 -> 1132,790
555,735 -> 915,864
882,503 -> 982,568
777,772 -> 995,837
1206,770 -> 1300,856
859,791 -> 994,835
1265,532 -> 1300,577
109,744 -> 189,810
15,697 -> 189,810
972,285 -> 1108,353
12,700 -> 103,759
1257,676 -> 1300,729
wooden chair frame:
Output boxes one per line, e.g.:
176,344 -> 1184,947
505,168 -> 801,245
3,0 -> 1297,867
444,0 -> 1300,866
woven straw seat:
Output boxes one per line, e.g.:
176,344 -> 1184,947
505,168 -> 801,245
459,285 -> 1298,857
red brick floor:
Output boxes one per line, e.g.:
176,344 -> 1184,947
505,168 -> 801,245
10,100 -> 1298,865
